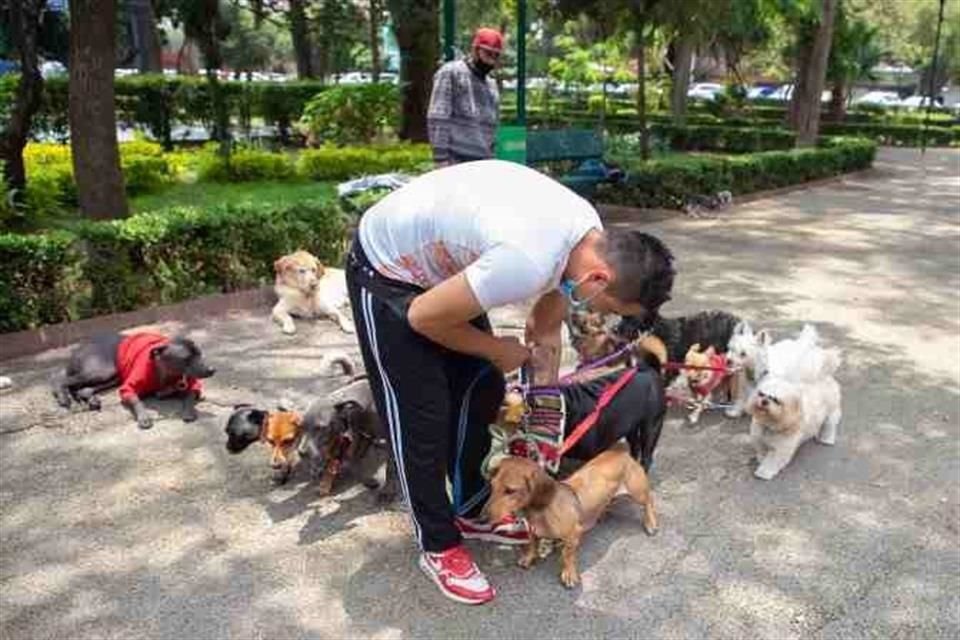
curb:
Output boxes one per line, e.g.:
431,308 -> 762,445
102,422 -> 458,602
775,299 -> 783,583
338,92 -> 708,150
0,286 -> 274,363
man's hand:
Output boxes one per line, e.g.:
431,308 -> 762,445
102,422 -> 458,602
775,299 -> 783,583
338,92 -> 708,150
524,291 -> 567,384
490,336 -> 532,374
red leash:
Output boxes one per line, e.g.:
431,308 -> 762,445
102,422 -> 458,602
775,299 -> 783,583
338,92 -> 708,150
559,367 -> 636,456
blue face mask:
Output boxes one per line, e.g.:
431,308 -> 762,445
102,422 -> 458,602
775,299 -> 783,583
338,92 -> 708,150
558,275 -> 602,311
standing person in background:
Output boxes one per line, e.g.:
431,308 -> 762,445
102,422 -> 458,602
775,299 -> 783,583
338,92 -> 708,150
427,28 -> 503,167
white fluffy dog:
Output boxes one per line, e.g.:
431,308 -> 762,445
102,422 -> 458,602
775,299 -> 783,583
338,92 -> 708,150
271,250 -> 355,335
745,345 -> 842,480
726,322 -> 827,417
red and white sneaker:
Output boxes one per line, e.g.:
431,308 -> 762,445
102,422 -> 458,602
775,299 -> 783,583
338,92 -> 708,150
418,545 -> 496,605
455,514 -> 529,545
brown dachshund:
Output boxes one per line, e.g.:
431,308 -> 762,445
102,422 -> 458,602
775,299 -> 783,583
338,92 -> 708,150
485,443 -> 658,588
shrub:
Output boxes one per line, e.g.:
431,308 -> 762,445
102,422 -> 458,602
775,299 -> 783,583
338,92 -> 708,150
598,137 -> 876,209
197,146 -> 296,182
0,231 -> 85,331
0,200 -> 347,332
650,124 -> 796,152
296,143 -> 432,181
299,84 -> 399,145
819,122 -> 958,147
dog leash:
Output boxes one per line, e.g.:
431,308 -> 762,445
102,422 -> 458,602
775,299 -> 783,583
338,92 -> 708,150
558,367 -> 636,457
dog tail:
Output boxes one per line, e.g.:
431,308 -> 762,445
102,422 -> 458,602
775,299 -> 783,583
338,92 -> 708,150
325,353 -> 357,377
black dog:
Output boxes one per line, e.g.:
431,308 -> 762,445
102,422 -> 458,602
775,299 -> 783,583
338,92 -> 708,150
560,350 -> 666,472
52,332 -> 215,429
616,310 -> 741,379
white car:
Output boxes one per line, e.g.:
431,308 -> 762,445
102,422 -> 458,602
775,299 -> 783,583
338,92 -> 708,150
854,91 -> 901,107
898,95 -> 942,109
687,82 -> 725,100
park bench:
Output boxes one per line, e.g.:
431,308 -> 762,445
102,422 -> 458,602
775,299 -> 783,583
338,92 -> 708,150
525,128 -> 624,200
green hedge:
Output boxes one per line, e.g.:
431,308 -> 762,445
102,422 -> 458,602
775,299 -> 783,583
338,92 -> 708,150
598,137 -> 876,210
296,144 -> 432,180
819,122 -> 959,147
5,74 -> 328,147
650,124 -> 796,152
0,200 -> 346,333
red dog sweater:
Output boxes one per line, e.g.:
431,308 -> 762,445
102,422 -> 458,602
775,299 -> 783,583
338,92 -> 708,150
116,333 -> 203,403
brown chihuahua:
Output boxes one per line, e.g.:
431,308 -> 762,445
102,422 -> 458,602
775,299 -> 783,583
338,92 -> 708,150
485,443 -> 658,588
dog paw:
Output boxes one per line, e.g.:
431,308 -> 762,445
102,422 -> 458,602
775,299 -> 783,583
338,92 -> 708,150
817,435 -> 836,446
181,409 -> 198,423
517,554 -> 536,570
560,568 -> 580,589
361,477 -> 380,490
87,397 -> 102,412
725,407 -> 743,419
754,466 -> 778,480
137,415 -> 154,430
282,324 -> 297,335
272,468 -> 292,485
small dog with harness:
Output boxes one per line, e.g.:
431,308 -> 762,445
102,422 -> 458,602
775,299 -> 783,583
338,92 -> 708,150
485,443 -> 658,588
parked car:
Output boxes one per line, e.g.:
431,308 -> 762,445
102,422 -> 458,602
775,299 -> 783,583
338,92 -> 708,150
687,82 -> 725,101
40,61 -> 67,78
898,95 -> 944,109
747,85 -> 777,100
854,91 -> 901,107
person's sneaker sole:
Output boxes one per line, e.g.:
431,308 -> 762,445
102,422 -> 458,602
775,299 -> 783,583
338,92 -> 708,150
459,530 -> 529,546
417,554 -> 494,605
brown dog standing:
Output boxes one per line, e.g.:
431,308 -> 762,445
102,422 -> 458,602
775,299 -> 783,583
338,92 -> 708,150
485,443 -> 658,588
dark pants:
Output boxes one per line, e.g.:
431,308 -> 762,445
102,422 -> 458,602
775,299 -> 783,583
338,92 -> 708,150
346,239 -> 505,553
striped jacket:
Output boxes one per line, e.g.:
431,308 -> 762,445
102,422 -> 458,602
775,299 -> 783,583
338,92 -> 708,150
427,59 -> 499,164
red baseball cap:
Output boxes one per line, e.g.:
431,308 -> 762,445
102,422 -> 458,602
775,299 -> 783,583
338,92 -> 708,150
472,28 -> 503,53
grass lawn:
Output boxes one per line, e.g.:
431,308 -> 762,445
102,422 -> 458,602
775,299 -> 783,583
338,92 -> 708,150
130,180 -> 336,213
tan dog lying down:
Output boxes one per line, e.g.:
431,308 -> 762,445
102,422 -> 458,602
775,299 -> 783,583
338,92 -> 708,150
485,443 -> 658,588
272,250 -> 354,334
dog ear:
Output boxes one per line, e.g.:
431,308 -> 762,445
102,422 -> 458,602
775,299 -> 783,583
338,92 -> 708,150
686,343 -> 701,359
274,256 -> 293,275
524,467 -> 557,510
704,345 -> 716,357
733,321 -> 753,338
312,255 -> 326,278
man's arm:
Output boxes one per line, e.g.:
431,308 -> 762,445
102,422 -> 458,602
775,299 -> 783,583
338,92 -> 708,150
427,66 -> 454,166
524,290 -> 568,385
407,273 -> 530,373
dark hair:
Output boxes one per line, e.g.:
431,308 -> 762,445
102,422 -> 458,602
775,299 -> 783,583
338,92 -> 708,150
600,229 -> 675,313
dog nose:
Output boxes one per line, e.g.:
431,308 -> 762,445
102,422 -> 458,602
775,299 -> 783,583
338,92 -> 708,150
760,398 -> 768,408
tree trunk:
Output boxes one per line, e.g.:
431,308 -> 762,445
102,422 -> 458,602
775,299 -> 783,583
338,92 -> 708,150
196,14 -> 231,158
788,0 -> 838,147
670,35 -> 695,126
828,77 -> 846,122
69,0 -> 129,220
635,13 -> 650,160
370,0 -> 382,82
290,0 -> 315,79
387,0 -> 439,142
0,0 -> 44,209
128,0 -> 163,73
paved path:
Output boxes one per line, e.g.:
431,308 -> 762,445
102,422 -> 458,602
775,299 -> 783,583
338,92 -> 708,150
1,147 -> 958,639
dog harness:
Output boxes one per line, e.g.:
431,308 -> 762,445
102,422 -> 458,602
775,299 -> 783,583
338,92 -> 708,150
689,353 -> 729,397
483,365 -> 637,479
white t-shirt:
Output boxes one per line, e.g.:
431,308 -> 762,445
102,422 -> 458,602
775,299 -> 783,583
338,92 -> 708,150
358,160 -> 602,311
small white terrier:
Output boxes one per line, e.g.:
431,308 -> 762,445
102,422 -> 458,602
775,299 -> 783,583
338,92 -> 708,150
745,348 -> 842,480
